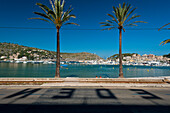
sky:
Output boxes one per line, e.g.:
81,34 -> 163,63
0,0 -> 169,58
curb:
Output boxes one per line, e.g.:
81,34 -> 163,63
0,83 -> 170,88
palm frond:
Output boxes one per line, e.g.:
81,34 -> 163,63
112,6 -> 119,19
123,28 -> 125,32
49,0 -> 56,14
123,7 -> 136,23
101,27 -> 117,31
33,12 -> 55,22
132,21 -> 147,23
122,5 -> 131,21
61,0 -> 65,13
30,0 -> 78,28
39,6 -> 48,14
125,23 -> 138,27
100,2 -> 146,30
56,0 -> 60,18
36,3 -> 56,21
122,3 -> 126,9
48,10 -> 56,20
107,14 -> 118,23
100,22 -> 113,26
125,14 -> 141,24
61,6 -> 73,22
36,3 -> 51,12
64,22 -> 79,26
158,23 -> 170,31
68,14 -> 76,18
117,7 -> 121,22
101,24 -> 113,27
160,39 -> 170,45
28,17 -> 50,23
106,20 -> 114,24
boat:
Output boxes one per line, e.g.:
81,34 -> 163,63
15,60 -> 23,63
23,61 -> 27,64
33,61 -> 44,64
43,61 -> 55,64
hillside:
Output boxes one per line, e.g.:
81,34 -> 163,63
107,53 -> 138,60
163,53 -> 170,58
61,52 -> 101,60
0,42 -> 102,61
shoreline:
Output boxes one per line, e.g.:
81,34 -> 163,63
0,62 -> 170,67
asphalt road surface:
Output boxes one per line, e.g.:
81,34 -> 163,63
0,87 -> 170,113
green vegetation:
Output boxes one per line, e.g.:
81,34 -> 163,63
163,53 -> 170,58
100,3 -> 146,78
61,52 -> 102,60
108,53 -> 138,60
0,42 -> 55,60
0,42 -> 101,61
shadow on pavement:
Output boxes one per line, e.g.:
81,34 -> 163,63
52,88 -> 75,99
4,88 -> 41,99
0,104 -> 170,113
130,89 -> 162,99
96,89 -> 117,99
1,88 -> 168,113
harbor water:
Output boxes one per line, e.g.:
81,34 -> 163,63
0,63 -> 169,78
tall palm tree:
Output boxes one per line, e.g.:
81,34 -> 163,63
158,23 -> 170,45
100,3 -> 146,78
29,0 -> 79,78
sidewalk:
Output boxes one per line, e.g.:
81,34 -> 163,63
41,82 -> 170,88
0,76 -> 170,88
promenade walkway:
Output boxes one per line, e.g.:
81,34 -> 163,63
0,76 -> 170,87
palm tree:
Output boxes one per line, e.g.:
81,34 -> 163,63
100,3 -> 146,78
158,23 -> 170,45
29,0 -> 79,78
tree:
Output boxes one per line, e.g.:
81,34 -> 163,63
100,3 -> 146,78
29,0 -> 79,78
158,23 -> 170,45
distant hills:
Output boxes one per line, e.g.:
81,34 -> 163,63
108,53 -> 170,60
61,52 -> 102,60
108,53 -> 138,60
163,53 -> 170,58
0,42 -> 102,61
0,42 -> 169,61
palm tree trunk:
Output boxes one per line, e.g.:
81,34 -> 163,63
55,27 -> 60,78
119,27 -> 124,78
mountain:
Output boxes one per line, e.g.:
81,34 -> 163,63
61,52 -> 101,60
0,42 -> 102,61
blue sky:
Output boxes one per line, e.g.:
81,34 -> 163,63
0,0 -> 169,58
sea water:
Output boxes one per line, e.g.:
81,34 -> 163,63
0,63 -> 169,78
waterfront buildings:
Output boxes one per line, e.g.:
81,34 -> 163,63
0,53 -> 169,66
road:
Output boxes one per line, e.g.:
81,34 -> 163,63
0,87 -> 170,113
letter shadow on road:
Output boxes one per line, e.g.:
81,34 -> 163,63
1,88 -> 169,113
3,88 -> 41,99
130,89 -> 162,99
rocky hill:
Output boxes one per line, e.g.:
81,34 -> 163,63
0,42 -> 102,61
61,52 -> 101,61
